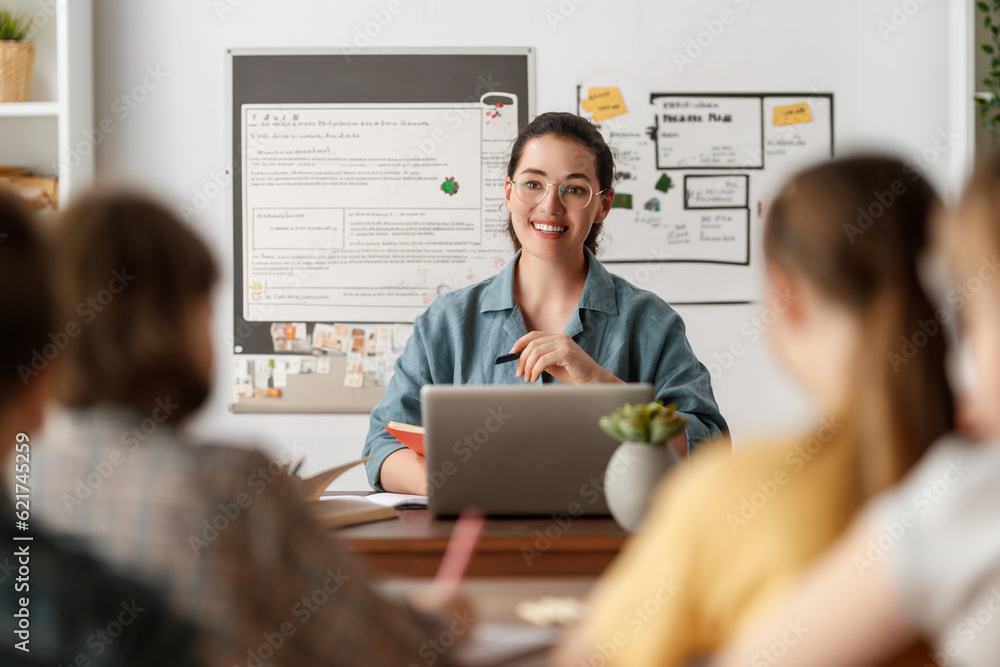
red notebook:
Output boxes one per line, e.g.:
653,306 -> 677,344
386,421 -> 425,456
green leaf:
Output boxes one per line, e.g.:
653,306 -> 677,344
600,401 -> 685,443
984,44 -> 996,54
649,413 -> 687,443
599,416 -> 625,442
0,9 -> 33,41
979,1 -> 990,11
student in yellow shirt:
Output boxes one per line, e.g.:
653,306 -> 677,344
711,152 -> 1000,667
554,155 -> 954,667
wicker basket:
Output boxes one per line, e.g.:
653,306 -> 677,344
0,41 -> 34,103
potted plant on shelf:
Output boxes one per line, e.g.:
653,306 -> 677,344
0,7 -> 34,103
599,401 -> 687,532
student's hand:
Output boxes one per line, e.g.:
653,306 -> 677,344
510,332 -> 624,385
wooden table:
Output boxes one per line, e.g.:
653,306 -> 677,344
336,508 -> 628,577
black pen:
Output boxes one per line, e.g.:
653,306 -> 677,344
494,352 -> 520,365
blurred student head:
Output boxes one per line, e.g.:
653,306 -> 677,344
938,150 -> 1000,439
763,155 -> 954,493
0,189 -> 56,441
53,190 -> 218,425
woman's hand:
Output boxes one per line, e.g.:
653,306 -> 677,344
510,332 -> 624,385
379,448 -> 429,495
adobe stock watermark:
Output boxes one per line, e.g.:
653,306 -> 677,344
180,124 -> 274,222
223,220 -> 331,352
853,456 -> 970,573
672,0 -> 753,72
339,0 -> 407,62
622,243 -> 681,290
748,620 -> 810,666
409,608 -> 478,666
426,406 -> 512,492
67,600 -> 147,664
932,588 -> 1000,667
843,126 -> 961,245
55,66 -> 168,175
408,74 -> 503,164
888,254 -> 1000,373
212,0 -> 244,20
21,0 -> 64,40
0,554 -> 15,586
877,0 -> 934,40
61,397 -> 179,514
725,416 -> 843,534
238,567 -> 351,667
16,267 -> 135,386
188,457 -> 295,556
578,578 -> 683,667
704,286 -> 800,382
520,446 -> 638,567
545,0 -> 589,31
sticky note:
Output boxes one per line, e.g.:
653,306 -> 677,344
581,87 -> 628,122
773,103 -> 813,126
611,194 -> 633,209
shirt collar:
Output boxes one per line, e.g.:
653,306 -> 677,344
480,247 -> 619,316
578,247 -> 619,316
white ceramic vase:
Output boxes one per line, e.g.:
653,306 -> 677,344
604,441 -> 680,533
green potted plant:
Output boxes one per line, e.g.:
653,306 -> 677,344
599,402 -> 687,532
0,7 -> 34,103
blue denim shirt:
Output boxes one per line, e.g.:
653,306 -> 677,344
362,248 -> 728,490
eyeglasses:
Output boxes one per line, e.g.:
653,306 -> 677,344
511,176 -> 607,210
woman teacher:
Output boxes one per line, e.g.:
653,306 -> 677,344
363,112 -> 728,494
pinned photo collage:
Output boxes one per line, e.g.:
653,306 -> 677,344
234,322 -> 414,399
310,322 -> 412,388
233,355 -> 333,401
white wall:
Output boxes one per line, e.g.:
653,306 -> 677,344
87,0 -> 967,489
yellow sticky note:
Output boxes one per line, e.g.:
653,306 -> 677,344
773,103 -> 813,126
581,87 -> 628,123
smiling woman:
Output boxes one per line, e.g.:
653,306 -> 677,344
363,111 -> 729,495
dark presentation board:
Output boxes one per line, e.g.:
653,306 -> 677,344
227,48 -> 533,411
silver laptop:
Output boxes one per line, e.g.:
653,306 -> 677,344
421,383 -> 654,517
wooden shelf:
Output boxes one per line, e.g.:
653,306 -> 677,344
0,102 -> 59,118
0,0 -> 93,201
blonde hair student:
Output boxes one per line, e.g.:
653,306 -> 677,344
554,155 -> 953,667
712,151 -> 1000,667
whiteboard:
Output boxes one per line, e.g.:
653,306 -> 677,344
578,87 -> 834,304
240,101 -> 515,323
